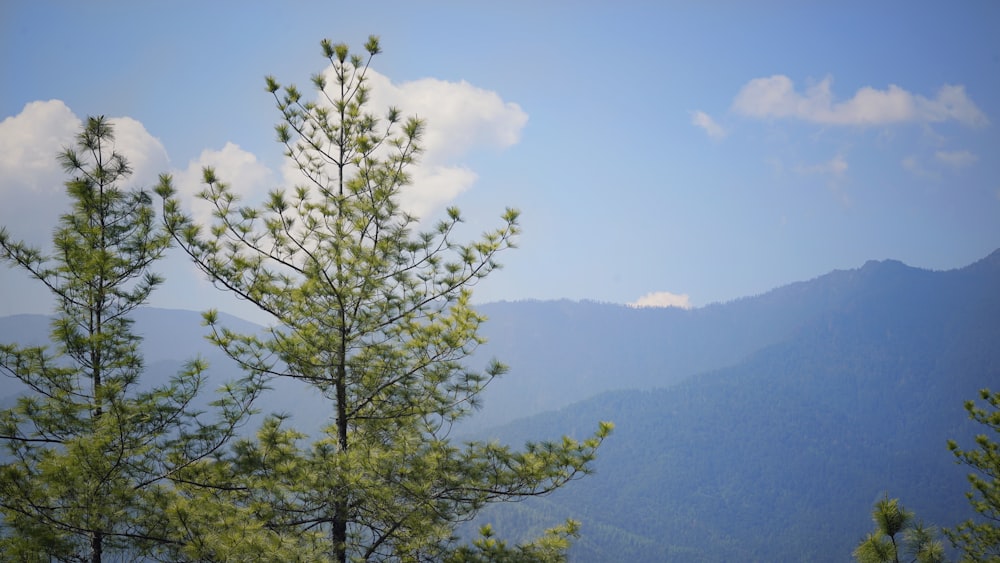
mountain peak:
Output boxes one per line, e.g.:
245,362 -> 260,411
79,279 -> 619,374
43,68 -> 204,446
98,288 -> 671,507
859,258 -> 909,272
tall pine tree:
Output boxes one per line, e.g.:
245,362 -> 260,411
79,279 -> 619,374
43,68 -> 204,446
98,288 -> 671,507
157,35 -> 610,561
0,117 -> 261,561
947,389 -> 1000,562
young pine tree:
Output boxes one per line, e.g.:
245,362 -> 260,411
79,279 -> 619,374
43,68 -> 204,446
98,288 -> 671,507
947,389 -> 1000,562
157,35 -> 611,562
853,495 -> 946,563
0,117 -> 261,561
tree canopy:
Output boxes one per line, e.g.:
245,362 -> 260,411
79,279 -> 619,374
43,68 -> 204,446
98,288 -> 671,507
947,388 -> 1000,562
0,117 -> 261,561
853,495 -> 945,563
156,35 -> 610,561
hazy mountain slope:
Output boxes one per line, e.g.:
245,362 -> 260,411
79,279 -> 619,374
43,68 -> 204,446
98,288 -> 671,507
3,251 -> 999,560
466,254 -> 983,429
471,252 -> 1000,561
0,308 -> 330,436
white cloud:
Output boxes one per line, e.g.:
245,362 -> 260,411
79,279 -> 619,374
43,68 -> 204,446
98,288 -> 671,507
732,75 -> 988,127
0,65 -> 525,315
628,291 -> 693,309
173,143 -> 274,227
798,154 -> 848,177
0,100 -> 81,197
0,101 -> 174,315
691,110 -> 727,139
307,66 -> 529,219
934,150 -> 978,168
1,64 -> 527,250
107,116 -> 170,187
401,165 -> 479,219
0,101 -> 168,247
364,72 -> 527,160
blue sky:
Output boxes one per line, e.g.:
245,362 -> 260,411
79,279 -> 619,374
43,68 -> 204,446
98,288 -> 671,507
2,1 -> 999,320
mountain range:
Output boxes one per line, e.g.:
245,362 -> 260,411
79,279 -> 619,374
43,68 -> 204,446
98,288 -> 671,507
469,251 -> 1000,560
2,249 -> 999,561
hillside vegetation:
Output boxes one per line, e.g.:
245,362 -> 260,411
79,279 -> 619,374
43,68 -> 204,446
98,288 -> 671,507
3,251 -> 998,560
470,252 -> 1000,561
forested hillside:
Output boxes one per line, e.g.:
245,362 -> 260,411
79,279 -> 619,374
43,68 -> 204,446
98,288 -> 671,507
467,251 -> 1000,430
469,251 -> 1000,561
3,251 -> 998,560
0,309 -> 330,438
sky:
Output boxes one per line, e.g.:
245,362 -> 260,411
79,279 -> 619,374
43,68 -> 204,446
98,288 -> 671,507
2,1 -> 999,321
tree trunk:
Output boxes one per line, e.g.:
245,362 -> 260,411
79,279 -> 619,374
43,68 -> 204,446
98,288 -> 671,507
91,530 -> 103,563
333,340 -> 349,563
333,500 -> 348,563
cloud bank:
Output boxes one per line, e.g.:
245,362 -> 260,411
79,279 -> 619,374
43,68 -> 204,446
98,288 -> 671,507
628,291 -> 693,309
0,71 -> 526,314
1,66 -> 528,245
732,75 -> 988,127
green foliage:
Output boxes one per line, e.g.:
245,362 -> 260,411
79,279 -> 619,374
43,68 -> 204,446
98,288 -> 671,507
947,388 -> 1000,562
157,36 -> 609,561
0,117 -> 260,561
853,495 -> 945,563
444,520 -> 580,563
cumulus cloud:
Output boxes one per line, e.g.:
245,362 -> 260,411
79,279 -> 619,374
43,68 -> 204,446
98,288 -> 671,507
0,101 -> 172,315
172,143 -> 274,227
306,66 -> 529,219
934,150 -> 978,168
0,100 -> 168,246
107,116 -> 170,186
0,100 -> 80,194
732,75 -> 988,127
364,72 -> 527,160
691,110 -> 727,139
1,67 -> 525,314
628,291 -> 693,309
400,165 -> 479,219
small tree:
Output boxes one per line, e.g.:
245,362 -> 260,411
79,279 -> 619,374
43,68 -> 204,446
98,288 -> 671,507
947,388 -> 1000,562
853,495 -> 946,563
0,117 -> 260,561
157,35 -> 610,561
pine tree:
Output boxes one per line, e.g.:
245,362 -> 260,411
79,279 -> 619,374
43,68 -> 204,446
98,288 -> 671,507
157,35 -> 610,561
853,495 -> 946,563
947,389 -> 1000,562
443,521 -> 581,563
0,117 -> 261,561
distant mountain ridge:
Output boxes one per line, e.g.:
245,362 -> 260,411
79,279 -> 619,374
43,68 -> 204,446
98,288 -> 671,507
3,250 -> 998,561
0,308 -> 328,435
469,249 -> 1000,561
4,251 -> 998,433
466,249 -> 1000,429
